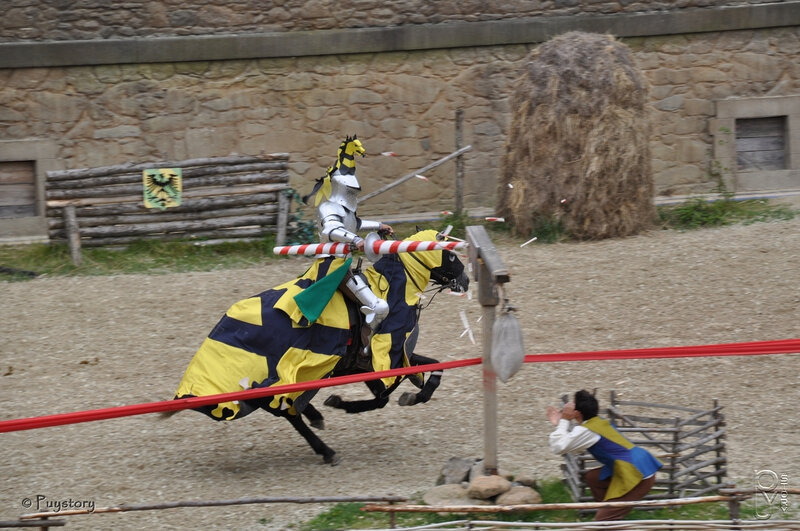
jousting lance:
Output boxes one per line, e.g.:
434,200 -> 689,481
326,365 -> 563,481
273,232 -> 467,261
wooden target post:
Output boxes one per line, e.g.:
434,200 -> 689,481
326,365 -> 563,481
466,225 -> 510,475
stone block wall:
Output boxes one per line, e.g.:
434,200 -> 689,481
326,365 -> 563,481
1,3 -> 800,231
0,46 -> 527,217
1,0 -> 779,42
631,28 -> 800,196
2,26 -> 799,218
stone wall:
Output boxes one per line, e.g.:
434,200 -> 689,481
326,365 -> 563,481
2,3 -> 800,235
2,26 -> 798,220
1,0 -> 779,42
632,28 -> 800,196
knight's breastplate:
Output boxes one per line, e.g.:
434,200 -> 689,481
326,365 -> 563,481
317,201 -> 359,242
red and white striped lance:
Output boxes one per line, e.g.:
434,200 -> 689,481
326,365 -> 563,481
272,242 -> 352,256
273,235 -> 467,259
368,239 -> 466,255
363,232 -> 467,262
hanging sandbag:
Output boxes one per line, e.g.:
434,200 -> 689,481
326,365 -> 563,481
490,307 -> 525,383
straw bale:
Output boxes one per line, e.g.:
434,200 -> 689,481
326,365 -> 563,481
498,32 -> 656,240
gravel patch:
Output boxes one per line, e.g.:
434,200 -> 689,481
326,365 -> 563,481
1,218 -> 798,529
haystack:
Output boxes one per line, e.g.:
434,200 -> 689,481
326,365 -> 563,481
498,32 -> 656,240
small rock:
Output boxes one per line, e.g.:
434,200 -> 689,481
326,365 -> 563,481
469,459 -> 513,482
496,485 -> 542,505
423,484 -> 491,506
467,474 -> 512,500
514,473 -> 537,487
437,456 -> 477,485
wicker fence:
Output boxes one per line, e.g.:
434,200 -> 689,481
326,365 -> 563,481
561,391 -> 729,506
44,154 -> 291,264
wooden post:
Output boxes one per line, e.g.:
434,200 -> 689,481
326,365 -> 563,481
358,146 -> 471,204
713,398 -> 725,486
455,109 -> 464,215
63,204 -> 82,266
276,191 -> 290,246
466,225 -> 510,476
670,417 -> 680,498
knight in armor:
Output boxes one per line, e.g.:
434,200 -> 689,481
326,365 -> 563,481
303,135 -> 392,329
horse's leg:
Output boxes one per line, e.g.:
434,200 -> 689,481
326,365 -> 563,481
302,403 -> 325,430
398,354 -> 442,406
281,411 -> 340,465
323,379 -> 391,413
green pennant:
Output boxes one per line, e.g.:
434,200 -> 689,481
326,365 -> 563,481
293,257 -> 352,323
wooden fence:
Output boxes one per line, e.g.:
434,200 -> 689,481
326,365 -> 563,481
44,154 -> 291,264
561,391 -> 729,507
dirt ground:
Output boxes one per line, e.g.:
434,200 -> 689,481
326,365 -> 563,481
1,216 -> 799,530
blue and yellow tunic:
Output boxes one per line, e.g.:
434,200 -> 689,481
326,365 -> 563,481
583,417 -> 663,500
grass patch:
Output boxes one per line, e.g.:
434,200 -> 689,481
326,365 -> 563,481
1,199 -> 796,282
657,197 -> 796,231
0,235 -> 279,281
297,479 -> 757,530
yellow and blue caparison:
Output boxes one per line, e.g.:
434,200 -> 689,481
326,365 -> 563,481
583,417 -> 664,500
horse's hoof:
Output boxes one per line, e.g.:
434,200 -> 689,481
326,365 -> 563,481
324,453 -> 341,466
324,395 -> 342,408
398,392 -> 417,406
310,418 -> 325,430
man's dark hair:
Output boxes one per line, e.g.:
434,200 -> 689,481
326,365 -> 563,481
574,389 -> 599,420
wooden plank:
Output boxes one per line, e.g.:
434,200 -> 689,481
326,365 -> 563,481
466,225 -> 510,284
606,406 -> 675,453
673,456 -> 727,479
677,428 -> 726,451
609,400 -> 704,413
46,191 -> 280,219
359,145 -> 471,203
55,214 -> 277,239
76,226 -> 276,246
679,417 -> 724,439
677,406 -> 724,427
674,443 -> 726,465
45,183 -> 290,208
46,161 -> 289,190
0,204 -> 36,218
0,160 -> 35,184
736,116 -> 785,137
736,136 -> 785,152
737,150 -> 785,171
0,183 -> 36,206
617,427 -> 679,433
45,154 -> 289,181
48,203 -> 279,230
276,191 -> 289,246
64,205 -> 82,266
675,468 -> 727,490
45,170 -> 289,200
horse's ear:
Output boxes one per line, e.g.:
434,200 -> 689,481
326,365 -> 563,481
415,225 -> 422,234
353,134 -> 358,139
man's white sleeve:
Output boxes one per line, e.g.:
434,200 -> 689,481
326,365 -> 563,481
548,419 -> 601,455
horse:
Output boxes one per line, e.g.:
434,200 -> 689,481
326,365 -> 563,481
170,229 -> 469,465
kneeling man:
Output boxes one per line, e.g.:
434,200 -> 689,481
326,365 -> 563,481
547,390 -> 663,521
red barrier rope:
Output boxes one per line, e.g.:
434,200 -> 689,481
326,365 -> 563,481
1,338 -> 798,434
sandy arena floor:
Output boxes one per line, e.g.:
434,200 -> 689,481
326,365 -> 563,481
1,217 -> 799,529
